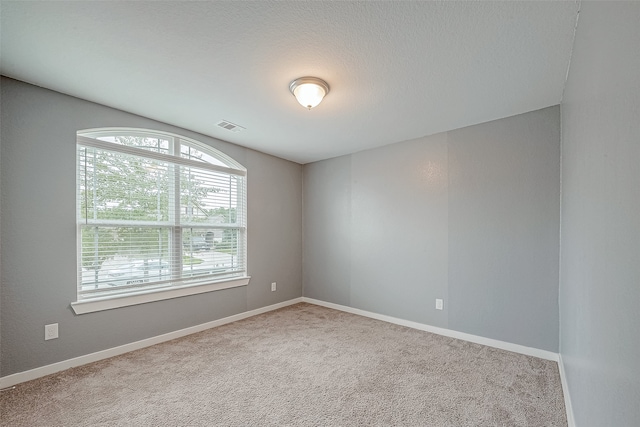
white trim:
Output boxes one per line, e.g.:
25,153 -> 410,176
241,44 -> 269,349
71,277 -> 251,314
2,296 -> 562,390
302,297 -> 559,362
0,297 -> 303,389
77,135 -> 246,177
78,127 -> 246,171
558,354 -> 576,427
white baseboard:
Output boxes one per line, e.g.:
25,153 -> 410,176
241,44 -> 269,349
558,354 -> 576,427
0,297 -> 303,389
1,296 -> 564,400
301,297 -> 559,362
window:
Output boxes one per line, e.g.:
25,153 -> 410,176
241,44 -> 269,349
72,129 -> 248,314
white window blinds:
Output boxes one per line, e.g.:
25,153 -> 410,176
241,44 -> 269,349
77,131 -> 247,301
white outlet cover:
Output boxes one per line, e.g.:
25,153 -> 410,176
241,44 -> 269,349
45,323 -> 59,340
271,282 -> 277,291
435,299 -> 444,310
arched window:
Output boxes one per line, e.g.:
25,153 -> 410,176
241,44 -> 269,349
73,128 -> 248,313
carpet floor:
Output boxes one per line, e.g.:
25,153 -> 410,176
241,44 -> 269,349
0,303 -> 566,426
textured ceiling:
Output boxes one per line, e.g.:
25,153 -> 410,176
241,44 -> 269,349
0,1 -> 579,164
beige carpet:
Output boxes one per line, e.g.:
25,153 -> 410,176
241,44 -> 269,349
0,303 -> 566,426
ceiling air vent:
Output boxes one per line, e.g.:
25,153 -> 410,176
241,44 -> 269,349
216,120 -> 245,133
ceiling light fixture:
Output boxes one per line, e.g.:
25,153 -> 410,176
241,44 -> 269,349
289,77 -> 330,110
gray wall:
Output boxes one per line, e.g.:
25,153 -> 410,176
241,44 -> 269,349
448,109 -> 560,350
304,106 -> 560,352
0,78 -> 303,377
560,2 -> 640,426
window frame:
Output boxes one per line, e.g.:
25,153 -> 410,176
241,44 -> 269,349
71,128 -> 250,314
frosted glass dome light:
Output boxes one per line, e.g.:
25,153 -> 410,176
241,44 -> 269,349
289,77 -> 330,110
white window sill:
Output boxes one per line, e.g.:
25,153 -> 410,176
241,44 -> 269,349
71,276 -> 251,315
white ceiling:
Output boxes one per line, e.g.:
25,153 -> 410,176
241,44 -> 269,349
0,1 -> 579,164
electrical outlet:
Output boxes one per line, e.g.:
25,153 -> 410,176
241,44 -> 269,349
271,282 -> 277,292
45,323 -> 59,340
435,299 -> 444,311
